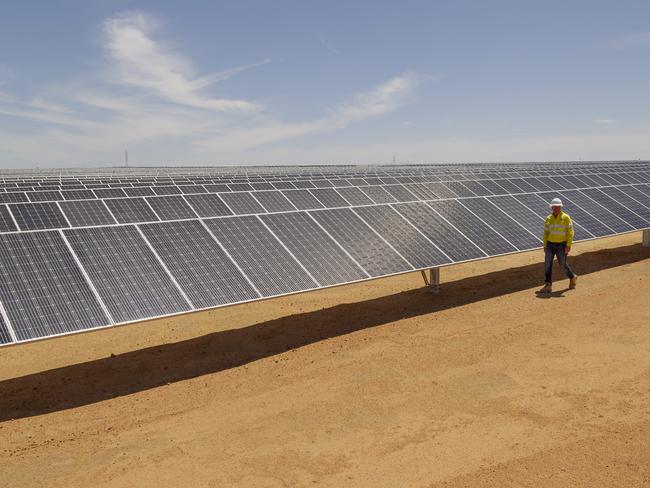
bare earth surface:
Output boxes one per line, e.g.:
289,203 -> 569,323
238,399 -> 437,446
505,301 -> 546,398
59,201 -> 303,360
1,232 -> 649,487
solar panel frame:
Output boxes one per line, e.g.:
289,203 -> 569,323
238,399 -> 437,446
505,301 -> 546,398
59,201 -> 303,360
219,191 -> 267,215
0,205 -> 18,232
104,197 -> 160,224
9,202 -> 70,230
184,193 -> 233,217
59,199 -> 117,227
146,195 -> 198,220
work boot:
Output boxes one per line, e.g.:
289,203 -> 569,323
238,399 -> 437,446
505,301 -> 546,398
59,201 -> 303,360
569,275 -> 578,289
539,282 -> 552,293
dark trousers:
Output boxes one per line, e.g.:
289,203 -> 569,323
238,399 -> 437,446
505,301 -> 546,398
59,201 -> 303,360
544,241 -> 575,283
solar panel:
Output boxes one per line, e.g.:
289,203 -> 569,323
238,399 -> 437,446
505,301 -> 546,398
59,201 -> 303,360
59,199 -> 117,227
139,220 -> 259,308
105,197 -> 159,224
220,192 -> 266,215
309,208 -> 412,277
9,202 -> 69,230
0,308 -> 13,344
393,202 -> 486,262
2,161 -> 650,347
184,194 -> 232,217
204,215 -> 317,296
64,226 -> 191,323
0,205 -> 18,232
260,212 -> 368,285
458,197 -> 540,250
427,200 -> 518,255
0,231 -> 110,340
251,190 -> 297,212
282,189 -> 324,210
146,195 -> 198,220
310,188 -> 349,208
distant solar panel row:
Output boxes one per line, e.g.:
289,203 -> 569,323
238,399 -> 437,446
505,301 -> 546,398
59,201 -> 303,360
0,162 -> 649,346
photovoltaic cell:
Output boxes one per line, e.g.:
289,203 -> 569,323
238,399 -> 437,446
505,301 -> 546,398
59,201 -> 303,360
599,187 -> 650,223
0,310 -> 12,344
309,208 -> 411,277
9,202 -> 69,230
0,192 -> 28,204
382,184 -> 418,202
559,190 -> 634,233
105,197 -> 159,224
205,215 -> 317,296
393,202 -> 486,262
153,186 -> 182,195
62,189 -> 96,200
458,197 -> 540,251
260,212 -> 368,285
27,190 -> 63,202
360,186 -> 397,204
336,187 -> 374,206
427,200 -> 518,255
353,205 -> 450,268
479,179 -> 509,195
220,192 -> 266,215
496,179 -> 526,194
310,188 -> 349,208
184,194 -> 233,217
140,220 -> 259,308
65,226 -> 191,323
0,231 -> 110,341
403,183 -> 438,201
94,188 -> 127,199
124,187 -> 156,197
536,191 -> 614,237
282,189 -> 324,210
250,182 -> 275,191
486,195 -> 545,242
581,188 -> 649,229
462,180 -> 493,196
424,182 -> 456,198
0,205 -> 18,232
252,191 -> 296,212
146,195 -> 197,220
514,193 -> 594,241
442,182 -> 475,198
60,199 -> 117,227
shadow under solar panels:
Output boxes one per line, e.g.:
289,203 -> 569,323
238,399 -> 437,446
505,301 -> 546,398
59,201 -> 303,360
140,220 -> 260,308
64,226 -> 191,323
309,208 -> 412,277
260,211 -> 368,286
0,231 -> 110,341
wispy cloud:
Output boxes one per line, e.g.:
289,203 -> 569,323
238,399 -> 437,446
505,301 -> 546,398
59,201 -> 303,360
605,32 -> 650,50
594,118 -> 616,124
0,11 -> 421,166
319,36 -> 339,55
103,11 -> 261,112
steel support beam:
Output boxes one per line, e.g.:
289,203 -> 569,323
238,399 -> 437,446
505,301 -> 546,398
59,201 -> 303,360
643,229 -> 650,248
421,267 -> 440,293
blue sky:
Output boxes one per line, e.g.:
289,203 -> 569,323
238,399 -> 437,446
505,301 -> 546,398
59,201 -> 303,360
0,0 -> 649,167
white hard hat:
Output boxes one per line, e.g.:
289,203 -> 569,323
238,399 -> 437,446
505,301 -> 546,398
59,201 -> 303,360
549,197 -> 563,207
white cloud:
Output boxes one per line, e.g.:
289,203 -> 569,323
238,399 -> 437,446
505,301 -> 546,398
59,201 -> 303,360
103,11 -> 261,112
0,11 -> 420,166
594,118 -> 616,124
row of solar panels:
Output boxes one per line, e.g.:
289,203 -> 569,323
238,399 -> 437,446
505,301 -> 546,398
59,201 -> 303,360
1,160 -> 648,178
1,168 -> 649,205
1,183 -> 649,346
1,172 -> 650,234
1,161 -> 649,188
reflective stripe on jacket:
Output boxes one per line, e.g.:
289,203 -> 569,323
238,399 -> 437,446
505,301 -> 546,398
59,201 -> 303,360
543,211 -> 574,248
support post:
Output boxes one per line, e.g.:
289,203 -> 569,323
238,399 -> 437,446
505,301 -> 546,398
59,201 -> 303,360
643,229 -> 650,248
421,267 -> 440,293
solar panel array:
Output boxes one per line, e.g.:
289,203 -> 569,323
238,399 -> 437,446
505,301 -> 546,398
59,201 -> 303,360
1,160 -> 649,346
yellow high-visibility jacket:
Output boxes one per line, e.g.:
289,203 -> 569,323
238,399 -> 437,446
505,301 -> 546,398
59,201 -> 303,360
543,211 -> 574,248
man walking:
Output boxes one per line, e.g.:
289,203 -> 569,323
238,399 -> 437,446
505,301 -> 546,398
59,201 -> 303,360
540,198 -> 577,293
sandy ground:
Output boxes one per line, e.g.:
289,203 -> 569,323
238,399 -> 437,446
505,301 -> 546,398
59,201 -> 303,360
1,232 -> 650,487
